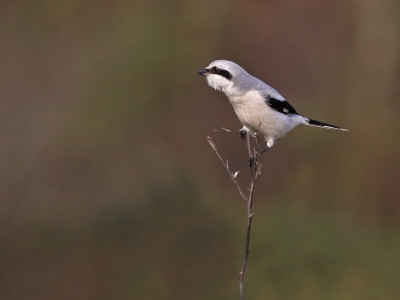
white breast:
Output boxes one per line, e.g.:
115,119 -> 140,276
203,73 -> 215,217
228,90 -> 302,144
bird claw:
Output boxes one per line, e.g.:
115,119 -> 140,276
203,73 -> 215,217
249,156 -> 258,166
239,129 -> 247,140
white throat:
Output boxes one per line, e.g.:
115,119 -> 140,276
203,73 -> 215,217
206,74 -> 232,93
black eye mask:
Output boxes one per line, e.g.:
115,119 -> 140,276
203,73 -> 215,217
209,67 -> 232,80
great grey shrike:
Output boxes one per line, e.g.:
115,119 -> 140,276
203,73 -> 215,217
198,60 -> 348,165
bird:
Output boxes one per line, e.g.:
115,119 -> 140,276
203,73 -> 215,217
198,60 -> 348,166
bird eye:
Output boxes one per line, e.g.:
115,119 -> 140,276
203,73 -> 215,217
211,66 -> 219,73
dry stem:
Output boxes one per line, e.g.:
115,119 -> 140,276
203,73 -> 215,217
207,133 -> 262,300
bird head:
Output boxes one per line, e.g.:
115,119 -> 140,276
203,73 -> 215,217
198,60 -> 245,93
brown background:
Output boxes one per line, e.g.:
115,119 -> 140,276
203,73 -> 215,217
1,0 -> 399,299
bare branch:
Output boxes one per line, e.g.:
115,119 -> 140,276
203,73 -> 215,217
207,136 -> 248,202
239,133 -> 259,300
214,127 -> 240,133
207,130 -> 264,300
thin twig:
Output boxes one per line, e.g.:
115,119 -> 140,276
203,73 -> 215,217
239,133 -> 260,300
207,137 -> 248,202
206,131 -> 262,300
214,127 -> 241,133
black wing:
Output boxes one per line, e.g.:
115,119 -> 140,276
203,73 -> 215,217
264,95 -> 298,115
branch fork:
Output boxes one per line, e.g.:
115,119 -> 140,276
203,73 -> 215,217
207,129 -> 263,300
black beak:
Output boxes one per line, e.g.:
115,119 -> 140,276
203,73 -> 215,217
198,68 -> 208,76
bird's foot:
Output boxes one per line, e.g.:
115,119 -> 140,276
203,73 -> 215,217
249,155 -> 258,167
239,129 -> 247,140
248,145 -> 269,166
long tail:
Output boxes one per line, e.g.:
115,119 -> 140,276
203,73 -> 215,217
303,118 -> 349,131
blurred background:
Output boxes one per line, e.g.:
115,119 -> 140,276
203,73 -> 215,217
1,0 -> 399,299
